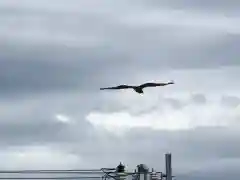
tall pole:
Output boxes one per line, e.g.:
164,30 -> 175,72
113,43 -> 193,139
165,153 -> 172,180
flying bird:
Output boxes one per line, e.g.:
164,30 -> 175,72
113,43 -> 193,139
100,80 -> 174,94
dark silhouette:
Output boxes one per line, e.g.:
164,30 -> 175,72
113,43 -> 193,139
100,80 -> 174,94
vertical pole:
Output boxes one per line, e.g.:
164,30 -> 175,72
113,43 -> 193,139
144,171 -> 147,180
165,153 -> 172,180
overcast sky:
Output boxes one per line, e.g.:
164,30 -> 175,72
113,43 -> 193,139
0,0 -> 240,179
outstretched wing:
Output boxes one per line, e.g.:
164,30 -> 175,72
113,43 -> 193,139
139,81 -> 174,89
100,85 -> 134,90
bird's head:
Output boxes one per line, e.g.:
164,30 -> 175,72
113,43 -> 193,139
168,80 -> 174,84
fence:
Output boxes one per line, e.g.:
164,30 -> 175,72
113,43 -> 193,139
0,154 -> 172,180
0,167 -> 162,180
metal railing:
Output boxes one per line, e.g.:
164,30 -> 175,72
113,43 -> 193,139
0,153 -> 173,180
0,168 -> 163,180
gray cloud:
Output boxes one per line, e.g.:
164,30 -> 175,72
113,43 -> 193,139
54,126 -> 240,178
221,95 -> 240,108
0,0 -> 239,96
0,44 -> 137,94
139,0 -> 240,15
0,1 -> 240,180
0,89 -> 240,180
190,94 -> 207,105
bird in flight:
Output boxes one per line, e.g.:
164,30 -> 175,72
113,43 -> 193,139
100,80 -> 174,94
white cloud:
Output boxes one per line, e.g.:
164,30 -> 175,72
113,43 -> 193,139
0,145 -> 81,170
55,114 -> 71,124
120,9 -> 240,34
87,95 -> 240,135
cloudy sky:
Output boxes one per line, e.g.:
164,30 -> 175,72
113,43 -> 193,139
0,0 -> 240,179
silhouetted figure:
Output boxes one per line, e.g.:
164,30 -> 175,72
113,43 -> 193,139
116,162 -> 125,173
100,80 -> 174,94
